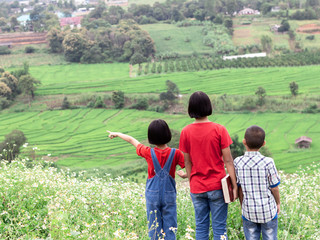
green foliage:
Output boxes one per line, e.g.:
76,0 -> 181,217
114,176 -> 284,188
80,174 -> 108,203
278,20 -> 290,32
94,96 -> 106,108
62,33 -> 86,62
61,96 -> 70,110
168,129 -> 180,149
25,46 -> 36,54
0,129 -> 26,161
230,134 -> 245,159
0,46 -> 11,55
255,87 -> 266,106
18,75 -> 41,99
261,35 -> 272,53
112,90 -> 124,109
130,98 -> 148,110
289,81 -> 299,96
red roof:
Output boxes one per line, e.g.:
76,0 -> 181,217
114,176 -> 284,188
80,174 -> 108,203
295,136 -> 312,144
59,16 -> 83,27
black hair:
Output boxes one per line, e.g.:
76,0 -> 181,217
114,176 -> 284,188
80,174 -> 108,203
148,119 -> 172,145
244,125 -> 265,149
188,91 -> 212,118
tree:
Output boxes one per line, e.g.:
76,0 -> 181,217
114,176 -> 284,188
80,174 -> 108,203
255,86 -> 266,106
62,33 -> 87,62
18,75 -> 41,100
0,130 -> 27,162
130,52 -> 146,65
0,82 -> 12,99
112,90 -> 125,109
278,20 -> 290,32
261,35 -> 272,54
61,96 -> 70,109
289,81 -> 299,96
47,28 -> 65,53
230,134 -> 245,159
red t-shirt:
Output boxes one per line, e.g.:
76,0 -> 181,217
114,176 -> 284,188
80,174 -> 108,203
136,144 -> 185,179
179,122 -> 233,193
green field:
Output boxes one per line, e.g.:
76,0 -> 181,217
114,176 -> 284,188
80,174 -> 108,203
140,23 -> 213,55
28,63 -> 320,96
233,16 -> 290,48
2,109 -> 319,173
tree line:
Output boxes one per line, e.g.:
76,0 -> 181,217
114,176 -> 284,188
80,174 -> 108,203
48,19 -> 155,63
138,51 -> 320,75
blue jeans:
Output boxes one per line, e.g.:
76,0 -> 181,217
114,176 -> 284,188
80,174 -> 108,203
190,190 -> 228,240
243,217 -> 278,240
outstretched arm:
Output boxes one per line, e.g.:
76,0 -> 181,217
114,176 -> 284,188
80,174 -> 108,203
183,152 -> 192,181
222,146 -> 238,201
107,131 -> 140,148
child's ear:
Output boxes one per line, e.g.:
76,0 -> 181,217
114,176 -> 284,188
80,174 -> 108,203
262,141 -> 266,147
242,139 -> 246,146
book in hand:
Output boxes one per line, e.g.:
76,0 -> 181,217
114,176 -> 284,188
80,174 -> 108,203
221,174 -> 234,203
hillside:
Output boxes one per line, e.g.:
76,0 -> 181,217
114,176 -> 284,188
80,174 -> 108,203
1,160 -> 319,239
1,109 -> 319,174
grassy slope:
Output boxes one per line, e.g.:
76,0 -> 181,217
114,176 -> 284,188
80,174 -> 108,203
140,23 -> 213,55
233,16 -> 290,48
28,63 -> 320,96
2,109 -> 319,173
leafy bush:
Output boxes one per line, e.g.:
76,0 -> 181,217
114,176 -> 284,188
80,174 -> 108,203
0,46 -> 11,55
0,130 -> 26,161
25,46 -> 36,54
130,98 -> 148,110
306,35 -> 315,40
112,91 -> 124,109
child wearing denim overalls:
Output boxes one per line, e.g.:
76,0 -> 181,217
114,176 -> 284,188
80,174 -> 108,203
108,119 -> 185,240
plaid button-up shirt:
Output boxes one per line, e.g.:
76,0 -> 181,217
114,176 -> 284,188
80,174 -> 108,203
234,151 -> 280,223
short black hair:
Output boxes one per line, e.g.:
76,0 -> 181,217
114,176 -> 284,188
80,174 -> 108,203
148,119 -> 172,145
188,91 -> 212,118
244,125 -> 265,149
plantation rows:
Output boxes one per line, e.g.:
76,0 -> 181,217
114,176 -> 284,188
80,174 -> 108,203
139,51 -> 320,75
1,109 -> 319,173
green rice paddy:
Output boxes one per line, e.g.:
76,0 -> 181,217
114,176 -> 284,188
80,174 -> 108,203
2,109 -> 319,173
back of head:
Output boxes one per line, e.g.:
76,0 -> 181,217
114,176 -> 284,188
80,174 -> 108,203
188,91 -> 212,118
148,119 -> 172,145
245,125 -> 265,149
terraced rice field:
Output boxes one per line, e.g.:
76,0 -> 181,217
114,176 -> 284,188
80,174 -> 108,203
2,109 -> 319,173
29,64 -> 320,96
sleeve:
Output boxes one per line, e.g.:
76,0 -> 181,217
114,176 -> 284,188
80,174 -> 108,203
136,144 -> 150,159
267,159 -> 281,188
175,149 -> 185,168
220,125 -> 233,149
179,128 -> 189,153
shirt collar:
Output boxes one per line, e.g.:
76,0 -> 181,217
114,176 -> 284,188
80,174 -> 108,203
244,151 -> 262,157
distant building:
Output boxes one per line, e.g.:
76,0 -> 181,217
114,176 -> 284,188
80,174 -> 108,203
271,6 -> 281,12
295,136 -> 312,148
270,24 -> 281,32
105,0 -> 128,7
59,16 -> 83,29
238,8 -> 260,16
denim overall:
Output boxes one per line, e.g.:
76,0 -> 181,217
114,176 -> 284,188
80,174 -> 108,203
145,148 -> 177,240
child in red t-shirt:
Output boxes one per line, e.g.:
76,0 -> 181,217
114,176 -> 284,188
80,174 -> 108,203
178,91 -> 238,240
108,119 -> 185,240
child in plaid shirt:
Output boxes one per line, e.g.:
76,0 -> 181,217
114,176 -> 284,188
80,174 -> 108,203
234,125 -> 281,240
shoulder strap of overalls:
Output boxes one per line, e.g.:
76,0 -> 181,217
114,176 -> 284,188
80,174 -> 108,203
150,148 -> 176,174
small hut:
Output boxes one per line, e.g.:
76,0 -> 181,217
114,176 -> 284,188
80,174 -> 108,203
295,136 -> 312,148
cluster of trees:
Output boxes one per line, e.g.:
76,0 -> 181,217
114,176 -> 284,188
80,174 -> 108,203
139,51 -> 320,75
48,19 -> 155,63
0,63 -> 40,109
0,130 -> 26,162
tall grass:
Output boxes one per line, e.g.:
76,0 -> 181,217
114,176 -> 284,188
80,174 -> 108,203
0,160 -> 319,239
